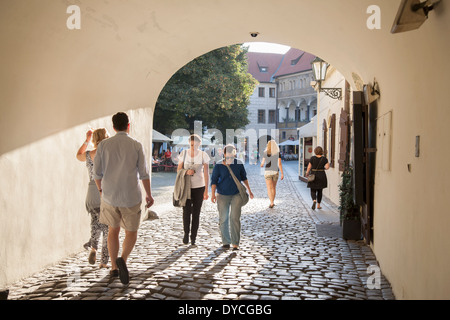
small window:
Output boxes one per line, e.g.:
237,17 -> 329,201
268,110 -> 276,123
290,54 -> 303,65
258,87 -> 265,97
258,110 -> 266,123
269,88 -> 276,98
295,109 -> 300,122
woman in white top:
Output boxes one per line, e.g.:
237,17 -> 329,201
177,134 -> 210,245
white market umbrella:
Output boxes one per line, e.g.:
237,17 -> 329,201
152,129 -> 172,142
278,139 -> 299,146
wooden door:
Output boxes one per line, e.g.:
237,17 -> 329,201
322,119 -> 328,158
330,114 -> 336,168
338,109 -> 349,172
352,91 -> 376,244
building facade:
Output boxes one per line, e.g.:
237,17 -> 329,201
273,49 -> 317,149
245,51 -> 284,159
246,49 -> 318,157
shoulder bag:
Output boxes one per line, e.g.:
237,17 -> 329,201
307,157 -> 324,183
224,163 -> 249,206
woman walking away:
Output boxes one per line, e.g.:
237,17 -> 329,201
177,134 -> 210,245
260,140 -> 284,208
306,146 -> 330,210
211,144 -> 254,251
76,128 -> 110,268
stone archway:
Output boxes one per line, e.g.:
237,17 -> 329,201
1,0 -> 377,155
1,0 -> 450,299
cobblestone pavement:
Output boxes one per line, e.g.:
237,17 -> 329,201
6,162 -> 394,301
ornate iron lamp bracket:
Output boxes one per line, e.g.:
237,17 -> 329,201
321,87 -> 342,100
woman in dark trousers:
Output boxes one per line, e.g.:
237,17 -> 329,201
306,146 -> 330,210
177,134 -> 210,245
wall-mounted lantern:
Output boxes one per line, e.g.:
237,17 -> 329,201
311,57 -> 342,100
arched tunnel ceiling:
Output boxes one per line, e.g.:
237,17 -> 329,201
0,0 -> 441,154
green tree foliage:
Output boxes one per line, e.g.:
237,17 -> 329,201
154,45 -> 258,135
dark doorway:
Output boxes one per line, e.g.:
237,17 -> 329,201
353,92 -> 377,244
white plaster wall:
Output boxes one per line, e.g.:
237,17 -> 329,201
0,108 -> 153,287
357,5 -> 450,299
0,0 -> 449,299
315,68 -> 347,205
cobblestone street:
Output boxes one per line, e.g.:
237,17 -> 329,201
6,161 -> 394,301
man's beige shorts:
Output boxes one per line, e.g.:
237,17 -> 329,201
99,199 -> 142,232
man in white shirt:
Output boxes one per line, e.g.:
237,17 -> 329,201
94,112 -> 153,284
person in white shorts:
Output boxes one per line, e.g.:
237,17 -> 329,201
260,140 -> 284,208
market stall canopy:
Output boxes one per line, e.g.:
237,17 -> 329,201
278,139 -> 299,146
152,130 -> 172,142
298,116 -> 317,138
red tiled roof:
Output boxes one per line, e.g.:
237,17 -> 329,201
247,52 -> 284,83
247,48 -> 316,83
272,48 -> 315,78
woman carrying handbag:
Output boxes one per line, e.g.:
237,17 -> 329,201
211,144 -> 254,251
306,146 -> 330,210
176,134 -> 210,246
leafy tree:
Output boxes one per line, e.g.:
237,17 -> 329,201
153,45 -> 257,136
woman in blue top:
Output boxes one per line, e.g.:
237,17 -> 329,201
211,144 -> 254,250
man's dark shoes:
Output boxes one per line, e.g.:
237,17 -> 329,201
116,257 -> 129,285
